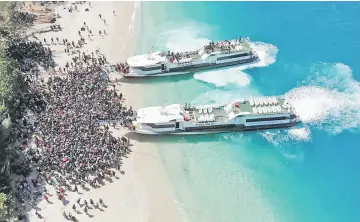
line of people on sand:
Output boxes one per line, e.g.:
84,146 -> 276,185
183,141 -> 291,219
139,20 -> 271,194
7,2 -> 137,221
62,197 -> 107,221
64,1 -> 131,76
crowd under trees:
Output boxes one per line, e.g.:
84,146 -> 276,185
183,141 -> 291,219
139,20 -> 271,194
0,2 -> 136,220
0,2 -> 33,219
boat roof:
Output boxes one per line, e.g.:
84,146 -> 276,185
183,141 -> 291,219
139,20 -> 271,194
135,97 -> 295,125
136,104 -> 184,124
127,51 -> 167,67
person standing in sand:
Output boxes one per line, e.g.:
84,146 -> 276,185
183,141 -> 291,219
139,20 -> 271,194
44,195 -> 49,203
35,211 -> 42,218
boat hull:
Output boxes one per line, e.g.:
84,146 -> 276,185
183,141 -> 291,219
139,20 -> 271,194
133,121 -> 299,135
123,57 -> 258,78
123,71 -> 191,77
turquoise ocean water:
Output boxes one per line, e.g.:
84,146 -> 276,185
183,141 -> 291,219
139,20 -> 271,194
135,2 -> 360,222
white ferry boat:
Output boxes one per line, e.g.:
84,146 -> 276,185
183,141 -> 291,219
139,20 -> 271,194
124,37 -> 258,77
132,96 -> 300,135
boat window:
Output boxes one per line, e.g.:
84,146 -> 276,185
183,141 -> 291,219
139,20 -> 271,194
186,124 -> 238,131
146,123 -> 175,128
134,66 -> 161,71
217,53 -> 249,61
246,116 -> 288,122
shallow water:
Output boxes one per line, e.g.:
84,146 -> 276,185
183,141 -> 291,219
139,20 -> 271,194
135,2 -> 360,222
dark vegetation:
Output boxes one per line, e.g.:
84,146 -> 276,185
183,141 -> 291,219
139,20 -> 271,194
0,2 -> 47,219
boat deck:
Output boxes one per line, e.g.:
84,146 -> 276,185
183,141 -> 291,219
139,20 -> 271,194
205,40 -> 252,55
166,52 -> 202,64
232,97 -> 290,116
164,39 -> 253,64
184,97 -> 291,124
186,107 -> 227,123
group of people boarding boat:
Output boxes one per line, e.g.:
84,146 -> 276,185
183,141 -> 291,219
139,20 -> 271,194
114,61 -> 130,74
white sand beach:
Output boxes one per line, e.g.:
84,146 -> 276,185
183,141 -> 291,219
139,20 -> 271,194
22,1 -> 184,222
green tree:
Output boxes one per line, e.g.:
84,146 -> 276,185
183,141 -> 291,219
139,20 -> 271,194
0,2 -> 16,38
0,59 -> 20,102
0,192 -> 8,219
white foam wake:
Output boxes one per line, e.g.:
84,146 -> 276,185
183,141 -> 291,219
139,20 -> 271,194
193,68 -> 252,87
191,88 -> 262,107
259,126 -> 312,145
193,41 -> 279,87
261,63 -> 360,145
286,63 -> 360,134
193,63 -> 360,145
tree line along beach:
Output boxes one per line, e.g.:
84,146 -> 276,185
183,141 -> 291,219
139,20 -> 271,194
0,1 -> 183,222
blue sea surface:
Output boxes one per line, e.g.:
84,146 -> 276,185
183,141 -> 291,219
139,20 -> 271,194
136,2 -> 360,222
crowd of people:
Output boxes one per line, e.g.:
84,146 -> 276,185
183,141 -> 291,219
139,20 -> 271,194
35,63 -> 135,179
6,38 -> 55,72
11,10 -> 38,27
9,39 -> 136,221
3,2 -> 138,220
204,38 -> 247,54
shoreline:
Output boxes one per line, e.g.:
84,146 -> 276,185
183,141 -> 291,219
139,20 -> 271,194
19,1 -> 184,222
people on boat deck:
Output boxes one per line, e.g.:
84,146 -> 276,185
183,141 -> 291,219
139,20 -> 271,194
204,40 -> 239,54
158,38 -> 251,64
162,50 -> 198,63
